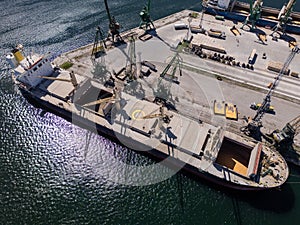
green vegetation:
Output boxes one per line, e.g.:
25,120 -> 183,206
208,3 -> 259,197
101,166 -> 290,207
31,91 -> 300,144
181,41 -> 190,48
59,61 -> 73,70
189,12 -> 198,18
176,41 -> 190,52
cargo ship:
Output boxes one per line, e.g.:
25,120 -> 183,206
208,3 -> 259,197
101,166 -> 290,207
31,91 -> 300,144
202,0 -> 300,34
5,44 -> 289,191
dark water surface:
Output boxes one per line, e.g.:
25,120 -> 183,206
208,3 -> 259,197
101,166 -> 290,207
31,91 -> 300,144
1,0 -> 300,224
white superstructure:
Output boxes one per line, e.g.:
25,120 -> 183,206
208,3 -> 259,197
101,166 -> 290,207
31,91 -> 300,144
6,45 -> 54,87
203,0 -> 231,10
217,0 -> 231,9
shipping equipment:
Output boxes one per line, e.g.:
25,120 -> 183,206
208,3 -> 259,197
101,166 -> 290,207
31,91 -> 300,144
241,0 -> 263,31
142,105 -> 172,124
225,103 -> 238,120
91,26 -> 106,58
114,35 -> 137,81
271,0 -> 297,37
213,100 -> 226,116
241,46 -> 299,138
39,71 -> 78,89
156,52 -> 182,101
104,0 -> 123,44
272,115 -> 300,147
207,29 -> 226,39
250,103 -> 274,113
139,0 -> 155,30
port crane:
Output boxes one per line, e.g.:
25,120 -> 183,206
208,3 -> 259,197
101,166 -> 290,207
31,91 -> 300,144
91,26 -> 107,58
241,0 -> 263,31
139,0 -> 155,30
113,35 -> 137,81
271,0 -> 297,37
104,0 -> 123,44
241,45 -> 299,138
156,52 -> 182,102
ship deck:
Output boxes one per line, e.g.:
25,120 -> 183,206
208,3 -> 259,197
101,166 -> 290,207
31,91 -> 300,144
32,72 -> 288,189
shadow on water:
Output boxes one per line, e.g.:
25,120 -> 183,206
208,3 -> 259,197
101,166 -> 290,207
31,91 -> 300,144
225,165 -> 300,215
232,184 -> 295,213
177,168 -> 295,214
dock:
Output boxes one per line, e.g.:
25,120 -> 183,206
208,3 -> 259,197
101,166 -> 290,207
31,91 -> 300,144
53,9 -> 300,151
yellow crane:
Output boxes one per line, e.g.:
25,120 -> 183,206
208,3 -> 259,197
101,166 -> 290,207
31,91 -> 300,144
39,71 -> 78,88
142,105 -> 172,123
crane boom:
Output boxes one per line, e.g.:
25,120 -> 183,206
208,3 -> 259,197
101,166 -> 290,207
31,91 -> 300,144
155,52 -> 182,102
104,0 -> 112,24
253,46 -> 299,122
242,46 -> 299,138
103,0 -> 123,43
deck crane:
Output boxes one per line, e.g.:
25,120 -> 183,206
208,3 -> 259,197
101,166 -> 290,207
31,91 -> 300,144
82,87 -> 122,114
104,0 -> 123,44
91,26 -> 107,58
271,0 -> 296,37
272,115 -> 300,147
139,0 -> 155,30
136,105 -> 172,137
241,0 -> 263,31
142,105 -> 171,124
39,71 -> 78,88
156,52 -> 182,102
241,45 -> 299,138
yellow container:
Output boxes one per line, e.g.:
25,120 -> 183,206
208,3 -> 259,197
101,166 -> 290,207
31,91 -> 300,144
13,50 -> 25,63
